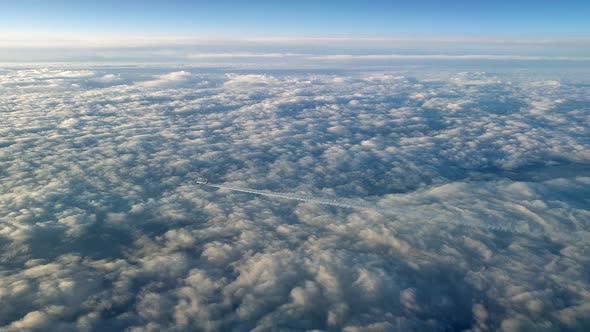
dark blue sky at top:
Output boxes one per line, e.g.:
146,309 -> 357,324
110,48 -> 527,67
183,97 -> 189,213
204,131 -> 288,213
1,0 -> 589,36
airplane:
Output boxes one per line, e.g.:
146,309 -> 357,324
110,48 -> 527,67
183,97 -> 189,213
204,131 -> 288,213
195,179 -> 209,185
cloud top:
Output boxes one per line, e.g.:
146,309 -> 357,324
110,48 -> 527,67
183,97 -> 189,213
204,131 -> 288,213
0,66 -> 589,331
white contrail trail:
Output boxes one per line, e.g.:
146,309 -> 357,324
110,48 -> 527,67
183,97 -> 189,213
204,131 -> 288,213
206,183 -> 392,213
202,182 -> 524,234
199,182 -> 582,241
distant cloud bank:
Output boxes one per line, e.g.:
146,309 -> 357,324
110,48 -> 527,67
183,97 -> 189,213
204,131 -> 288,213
1,34 -> 590,63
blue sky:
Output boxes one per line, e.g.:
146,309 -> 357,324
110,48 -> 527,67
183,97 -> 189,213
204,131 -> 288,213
1,0 -> 590,36
2,0 -> 590,62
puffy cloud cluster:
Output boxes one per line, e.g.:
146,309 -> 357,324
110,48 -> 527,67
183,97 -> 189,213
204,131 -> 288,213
0,66 -> 589,331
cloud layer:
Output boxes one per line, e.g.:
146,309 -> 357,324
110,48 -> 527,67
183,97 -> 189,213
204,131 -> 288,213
3,34 -> 590,63
1,66 -> 589,331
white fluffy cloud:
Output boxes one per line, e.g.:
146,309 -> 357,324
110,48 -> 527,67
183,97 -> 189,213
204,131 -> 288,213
139,71 -> 209,88
0,65 -> 589,331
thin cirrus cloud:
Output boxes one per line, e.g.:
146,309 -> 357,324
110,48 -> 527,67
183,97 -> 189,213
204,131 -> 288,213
0,65 -> 589,331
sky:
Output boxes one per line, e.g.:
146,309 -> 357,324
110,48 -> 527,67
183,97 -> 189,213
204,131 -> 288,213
2,0 -> 590,63
1,0 -> 590,36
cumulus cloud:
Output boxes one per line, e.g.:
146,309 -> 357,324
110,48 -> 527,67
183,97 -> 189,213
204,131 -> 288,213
0,65 -> 589,331
139,71 -> 203,88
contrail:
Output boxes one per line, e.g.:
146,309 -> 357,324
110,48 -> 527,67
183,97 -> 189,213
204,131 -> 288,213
201,183 -> 514,233
206,183 -> 393,213
198,182 -> 582,241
